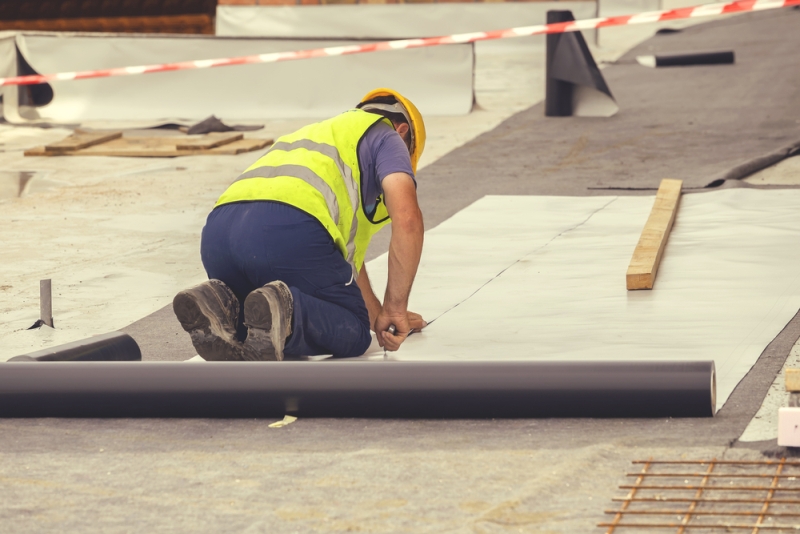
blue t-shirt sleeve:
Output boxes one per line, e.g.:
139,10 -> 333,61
358,121 -> 415,214
373,124 -> 415,187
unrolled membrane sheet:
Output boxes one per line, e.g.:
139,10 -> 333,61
7,33 -> 473,123
216,3 -> 599,38
363,189 -> 800,408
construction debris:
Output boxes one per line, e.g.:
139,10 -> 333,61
268,415 -> 298,428
184,115 -> 264,135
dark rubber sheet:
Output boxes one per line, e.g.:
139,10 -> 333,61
415,9 -> 800,209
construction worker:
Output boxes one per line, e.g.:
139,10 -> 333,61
173,88 -> 427,361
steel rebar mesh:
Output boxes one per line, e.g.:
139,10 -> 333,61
600,459 -> 800,533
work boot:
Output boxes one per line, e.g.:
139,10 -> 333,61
172,279 -> 245,361
243,281 -> 293,361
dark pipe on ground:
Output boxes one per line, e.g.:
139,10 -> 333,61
638,51 -> 735,67
0,360 -> 715,418
7,331 -> 141,362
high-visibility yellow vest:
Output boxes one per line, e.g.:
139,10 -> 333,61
215,109 -> 394,275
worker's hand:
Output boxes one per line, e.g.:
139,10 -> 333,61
407,311 -> 427,331
375,309 -> 411,352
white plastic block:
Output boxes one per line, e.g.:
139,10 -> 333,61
777,407 -> 800,447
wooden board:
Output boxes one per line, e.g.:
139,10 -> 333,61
206,138 -> 273,155
44,131 -> 122,153
788,369 -> 800,392
25,136 -> 273,158
626,178 -> 683,290
176,132 -> 243,150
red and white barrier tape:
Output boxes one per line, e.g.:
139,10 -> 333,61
1,0 -> 797,87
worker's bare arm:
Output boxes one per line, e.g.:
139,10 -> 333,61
375,172 -> 425,351
356,264 -> 382,332
358,265 -> 425,335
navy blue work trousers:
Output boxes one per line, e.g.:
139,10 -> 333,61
200,201 -> 372,358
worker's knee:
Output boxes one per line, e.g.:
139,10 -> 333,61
332,323 -> 372,358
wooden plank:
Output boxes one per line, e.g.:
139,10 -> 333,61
207,138 -> 274,155
25,136 -> 274,158
176,132 -> 243,151
44,131 -> 122,153
82,137 -> 190,157
28,137 -> 179,157
787,369 -> 800,392
23,146 -> 49,157
626,178 -> 683,290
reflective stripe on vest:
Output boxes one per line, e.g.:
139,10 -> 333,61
236,163 -> 341,224
267,140 -> 360,220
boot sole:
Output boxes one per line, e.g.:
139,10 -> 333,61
173,286 -> 244,362
243,283 -> 292,361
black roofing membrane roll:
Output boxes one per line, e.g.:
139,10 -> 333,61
0,360 -> 715,418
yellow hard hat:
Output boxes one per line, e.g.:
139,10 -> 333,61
359,88 -> 426,173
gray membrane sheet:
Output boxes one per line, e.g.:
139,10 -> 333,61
4,9 -> 800,533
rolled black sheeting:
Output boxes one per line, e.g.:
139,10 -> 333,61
656,51 -> 735,67
545,10 -> 575,117
0,360 -> 715,418
7,331 -> 141,362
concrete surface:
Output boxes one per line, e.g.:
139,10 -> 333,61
0,433 -> 766,533
2,6 -> 800,533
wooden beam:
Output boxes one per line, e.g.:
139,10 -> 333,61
176,133 -> 243,151
25,135 -> 273,158
206,138 -> 274,155
626,178 -> 683,290
787,369 -> 800,392
44,131 -> 122,153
